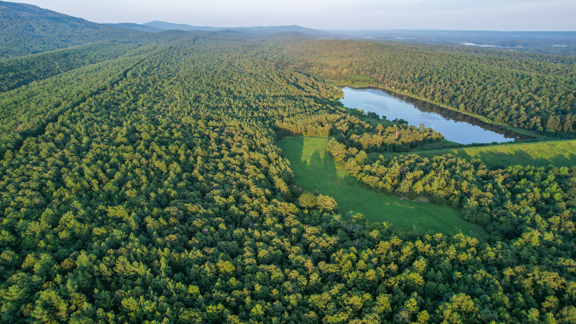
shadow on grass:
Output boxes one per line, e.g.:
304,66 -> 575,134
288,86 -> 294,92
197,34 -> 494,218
296,136 -> 347,185
280,135 -> 489,238
471,149 -> 576,169
393,140 -> 576,169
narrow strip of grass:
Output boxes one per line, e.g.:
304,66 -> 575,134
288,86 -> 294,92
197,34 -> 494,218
280,136 -> 488,238
372,139 -> 576,169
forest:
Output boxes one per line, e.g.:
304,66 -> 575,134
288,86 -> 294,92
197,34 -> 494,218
1,4 -> 576,322
272,40 -> 576,134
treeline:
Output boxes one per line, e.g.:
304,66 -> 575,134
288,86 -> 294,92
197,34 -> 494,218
1,35 -> 576,323
0,1 -> 145,59
0,43 -> 140,93
270,40 -> 576,134
330,109 -> 445,152
328,138 -> 575,237
275,107 -> 444,150
403,43 -> 576,70
0,46 -> 160,159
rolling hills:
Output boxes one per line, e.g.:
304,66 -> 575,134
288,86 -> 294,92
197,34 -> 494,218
143,21 -> 342,38
0,1 -> 142,58
2,2 -> 576,323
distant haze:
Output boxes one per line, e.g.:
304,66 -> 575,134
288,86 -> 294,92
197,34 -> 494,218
14,0 -> 576,31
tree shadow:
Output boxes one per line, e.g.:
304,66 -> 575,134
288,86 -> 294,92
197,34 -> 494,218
282,135 -> 489,238
293,136 -> 343,188
453,146 -> 576,169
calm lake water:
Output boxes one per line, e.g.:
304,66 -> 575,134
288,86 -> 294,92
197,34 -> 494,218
340,87 -> 524,144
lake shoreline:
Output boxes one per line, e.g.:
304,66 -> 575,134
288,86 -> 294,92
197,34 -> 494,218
337,83 -> 537,141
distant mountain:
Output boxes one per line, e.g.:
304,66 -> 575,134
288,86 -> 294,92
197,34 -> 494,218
105,23 -> 163,33
144,21 -> 342,39
235,25 -> 340,39
260,31 -> 320,41
144,21 -> 220,32
0,0 -> 142,59
0,0 -> 345,61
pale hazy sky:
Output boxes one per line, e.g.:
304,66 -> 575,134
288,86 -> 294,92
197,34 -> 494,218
16,0 -> 576,30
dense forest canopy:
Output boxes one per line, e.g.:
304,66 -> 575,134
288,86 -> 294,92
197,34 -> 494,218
271,40 -> 576,135
0,1 -> 147,59
1,4 -> 576,322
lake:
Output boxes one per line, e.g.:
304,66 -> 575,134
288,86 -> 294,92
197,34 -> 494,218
340,87 -> 525,144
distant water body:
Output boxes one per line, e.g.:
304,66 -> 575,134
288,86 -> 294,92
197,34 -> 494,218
340,87 -> 525,145
461,42 -> 499,48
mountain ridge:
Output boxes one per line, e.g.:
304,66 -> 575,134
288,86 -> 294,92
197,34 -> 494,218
0,0 -> 142,59
142,20 -> 342,38
105,23 -> 163,33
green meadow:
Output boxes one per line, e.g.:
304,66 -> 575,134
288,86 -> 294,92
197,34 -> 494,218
371,139 -> 576,169
279,136 -> 488,238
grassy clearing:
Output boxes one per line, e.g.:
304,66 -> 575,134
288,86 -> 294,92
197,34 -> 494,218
279,136 -> 488,238
371,139 -> 576,169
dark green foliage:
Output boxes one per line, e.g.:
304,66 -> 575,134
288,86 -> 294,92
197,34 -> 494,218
0,30 -> 576,323
280,136 -> 487,237
331,108 -> 445,153
0,43 -> 139,92
0,46 -> 160,159
273,40 -> 576,135
329,138 -> 576,237
0,1 -> 142,59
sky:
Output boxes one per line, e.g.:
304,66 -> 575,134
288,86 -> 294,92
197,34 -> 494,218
15,0 -> 576,31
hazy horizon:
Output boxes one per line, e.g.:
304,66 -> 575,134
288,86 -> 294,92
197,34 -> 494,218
11,0 -> 576,31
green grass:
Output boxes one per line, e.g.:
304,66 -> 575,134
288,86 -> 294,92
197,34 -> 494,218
371,139 -> 576,169
279,136 -> 488,238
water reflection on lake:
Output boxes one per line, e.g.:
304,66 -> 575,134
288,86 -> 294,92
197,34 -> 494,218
340,87 -> 526,144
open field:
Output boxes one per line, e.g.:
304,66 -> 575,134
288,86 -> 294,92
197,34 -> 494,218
370,139 -> 576,169
279,136 -> 488,238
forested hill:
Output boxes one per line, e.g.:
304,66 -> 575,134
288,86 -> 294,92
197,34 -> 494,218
274,40 -> 576,135
0,1 -> 335,60
104,23 -> 164,33
0,1 -> 143,59
2,4 -> 576,323
142,21 -> 341,39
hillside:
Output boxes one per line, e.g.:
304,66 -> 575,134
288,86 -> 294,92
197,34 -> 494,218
274,40 -> 576,135
144,20 -> 341,38
0,43 -> 141,93
144,20 -> 220,32
105,23 -> 163,33
0,1 -> 141,58
2,4 -> 576,323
